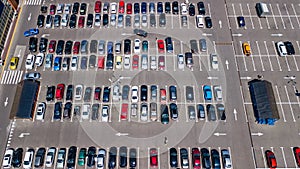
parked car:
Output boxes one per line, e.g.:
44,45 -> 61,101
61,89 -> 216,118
78,148 -> 86,166
34,148 -> 46,168
36,102 -> 46,120
211,149 -> 221,169
221,149 -> 232,169
56,83 -> 65,100
169,148 -> 178,168
45,147 -> 56,167
3,148 -> 14,168
265,150 -> 277,168
201,148 -> 211,169
108,147 -> 117,169
129,148 -> 137,168
161,104 -> 169,124
150,148 -> 158,167
169,103 -> 178,120
12,148 -> 23,168
23,149 -> 34,169
210,53 -> 219,69
284,41 -> 295,55
207,104 -> 216,121
180,148 -> 189,168
97,149 -> 106,169
276,41 -> 287,57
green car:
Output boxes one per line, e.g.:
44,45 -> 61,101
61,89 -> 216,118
78,148 -> 86,166
142,40 -> 148,52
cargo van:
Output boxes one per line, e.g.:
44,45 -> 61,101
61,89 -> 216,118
255,3 -> 271,18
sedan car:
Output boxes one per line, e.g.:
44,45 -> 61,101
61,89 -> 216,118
169,148 -> 178,168
276,41 -> 287,57
36,102 -> 46,120
210,53 -> 219,69
157,40 -> 165,53
56,148 -> 66,168
45,147 -> 56,167
53,56 -> 62,71
180,148 -> 189,168
97,148 -> 106,169
192,148 -> 201,169
66,146 -> 77,169
265,150 -> 277,168
78,148 -> 86,166
103,87 -> 110,102
134,29 -> 148,37
237,16 -> 245,27
201,148 -> 211,169
87,147 -> 96,167
131,86 -> 138,102
129,148 -> 137,168
23,28 -> 39,37
25,54 -> 35,70
12,148 -> 23,168
293,147 -> 300,167
56,83 -> 65,100
10,57 -> 19,70
119,146 -> 127,168
34,148 -> 46,168
205,16 -> 212,28
150,148 -> 158,167
221,149 -> 232,169
242,42 -> 251,56
211,149 -> 221,169
3,148 -> 14,168
108,147 -> 117,169
284,41 -> 295,55
23,149 -> 34,169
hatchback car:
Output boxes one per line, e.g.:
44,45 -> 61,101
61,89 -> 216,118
10,57 -> 19,70
150,148 -> 158,167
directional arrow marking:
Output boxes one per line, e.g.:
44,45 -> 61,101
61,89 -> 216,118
4,97 -> 8,107
232,33 -> 243,37
251,132 -> 263,136
233,109 -> 237,120
214,132 -> 227,136
116,133 -> 129,136
225,60 -> 229,70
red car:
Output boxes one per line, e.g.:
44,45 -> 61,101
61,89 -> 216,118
150,148 -> 158,167
56,84 -> 65,100
48,40 -> 56,53
157,40 -> 165,53
73,41 -> 80,54
126,3 -> 132,14
94,1 -> 101,13
120,103 -> 128,120
192,148 -> 201,169
265,150 -> 277,169
98,56 -> 105,69
132,55 -> 139,70
119,1 -> 125,13
293,147 -> 300,167
158,56 -> 165,70
78,16 -> 85,28
50,4 -> 56,15
94,87 -> 101,100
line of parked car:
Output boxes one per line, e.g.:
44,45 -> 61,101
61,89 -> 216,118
37,1 -> 210,29
3,146 -> 236,169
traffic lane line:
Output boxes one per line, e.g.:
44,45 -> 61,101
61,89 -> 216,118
274,85 -> 287,122
284,85 -> 296,122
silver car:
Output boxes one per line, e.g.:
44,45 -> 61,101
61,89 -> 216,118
141,14 -> 147,27
117,14 -> 124,27
98,40 -> 106,55
150,56 -> 157,70
110,14 -> 116,26
141,54 -> 148,70
134,14 -> 140,27
125,15 -> 131,27
45,54 -> 53,69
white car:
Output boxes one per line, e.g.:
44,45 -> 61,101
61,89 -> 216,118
110,14 -> 116,26
3,148 -> 14,168
56,149 -> 66,168
25,54 -> 35,70
45,147 -> 56,167
276,41 -> 287,57
23,149 -> 34,169
102,105 -> 109,122
35,53 -> 44,67
57,4 -> 64,14
97,149 -> 106,169
221,149 -> 232,169
181,3 -> 188,15
70,56 -> 78,71
75,84 -> 83,100
142,14 -> 147,27
111,2 -> 117,14
82,104 -> 90,120
45,54 -> 53,69
95,14 -> 101,27
36,102 -> 46,120
61,14 -> 68,27
213,85 -> 223,101
177,54 -> 184,69
134,39 -> 140,53
112,84 -> 121,101
140,104 -> 148,121
131,86 -> 138,103
64,4 -> 71,14
124,55 -> 130,69
210,54 -> 219,70
150,56 -> 157,70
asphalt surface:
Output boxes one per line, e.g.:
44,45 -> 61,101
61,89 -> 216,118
1,0 -> 300,168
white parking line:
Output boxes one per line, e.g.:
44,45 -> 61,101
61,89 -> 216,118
280,147 -> 287,168
291,4 -> 300,29
272,41 -> 282,71
231,44 -> 239,71
224,4 -> 231,29
261,147 -> 267,168
255,41 -> 265,71
158,147 -> 161,169
284,4 -> 294,29
276,4 -> 286,29
239,41 -> 248,71
240,86 -> 248,122
247,4 -> 255,29
292,54 -> 299,71
269,4 -> 278,29
184,85 -> 189,122
275,85 -> 286,122
263,41 -> 273,71
290,147 -> 299,168
284,85 -> 296,122
239,4 -> 247,29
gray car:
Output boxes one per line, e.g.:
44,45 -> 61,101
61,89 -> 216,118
207,104 -> 216,121
190,40 -> 198,53
159,13 -> 166,27
216,104 -> 226,120
81,40 -> 88,54
89,55 -> 96,68
115,41 -> 121,54
181,16 -> 188,27
150,14 -> 156,27
188,105 -> 196,120
125,15 -> 131,27
92,104 -> 99,120
186,86 -> 194,102
117,14 -> 124,27
98,40 -> 106,55
199,38 -> 207,52
80,56 -> 87,70
90,40 -> 98,53
84,87 -> 92,102
122,85 -> 130,100
45,54 -> 53,69
134,14 -> 140,27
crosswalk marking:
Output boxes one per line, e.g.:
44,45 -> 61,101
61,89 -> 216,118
1,70 -> 23,84
23,0 -> 42,6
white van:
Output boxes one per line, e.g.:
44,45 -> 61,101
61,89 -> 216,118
196,15 -> 204,28
82,104 -> 90,120
256,2 -> 271,18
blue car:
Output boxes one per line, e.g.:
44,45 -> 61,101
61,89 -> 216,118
23,28 -> 39,37
203,85 -> 212,101
141,2 -> 147,14
53,57 -> 62,71
237,16 -> 245,27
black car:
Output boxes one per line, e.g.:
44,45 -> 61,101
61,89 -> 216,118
66,85 -> 73,101
34,148 -> 46,167
201,148 -> 211,168
12,148 -> 23,168
197,2 -> 205,15
169,85 -> 177,101
54,15 -> 61,27
46,86 -> 55,101
124,39 -> 131,54
129,148 -> 137,168
37,15 -> 45,27
133,29 -> 147,37
205,16 -> 212,28
284,41 -> 295,55
165,2 -> 171,13
56,40 -> 65,55
39,37 -> 48,53
40,6 -> 47,13
237,16 -> 245,27
140,85 -> 148,101
197,104 -> 205,119
72,2 -> 80,14
64,40 -> 73,55
103,87 -> 110,102
80,3 -> 87,15
211,149 -> 221,169
103,14 -> 109,27
189,3 -> 195,16
119,146 -> 127,168
172,1 -> 179,14
87,14 -> 93,28
157,2 -> 163,13
216,103 -> 226,120
169,148 -> 178,168
106,53 -> 114,70
134,3 -> 140,14
29,37 -> 38,52
87,147 -> 96,167
108,147 -> 117,169
161,104 -> 169,124
54,102 -> 62,120
169,103 -> 178,120
165,37 -> 173,53
67,146 -> 77,168
63,102 -> 72,119
180,148 -> 189,168
141,2 -> 147,14
69,14 -> 77,29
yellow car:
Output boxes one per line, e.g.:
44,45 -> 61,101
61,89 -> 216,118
115,56 -> 122,69
242,42 -> 251,56
10,57 -> 19,70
